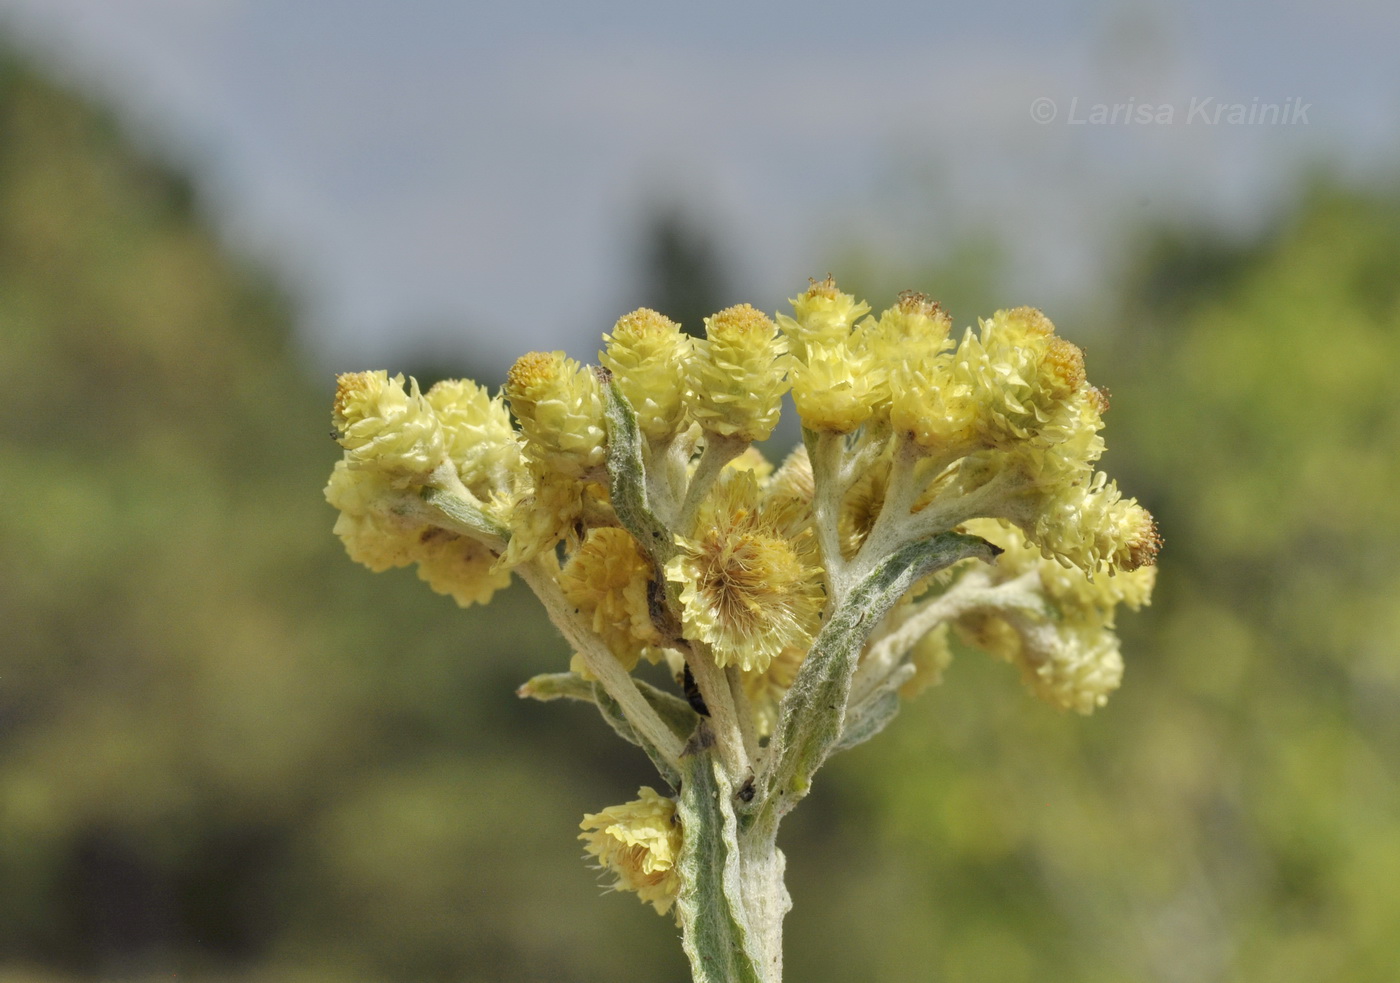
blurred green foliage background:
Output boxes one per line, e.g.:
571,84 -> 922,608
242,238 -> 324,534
2,38 -> 1399,983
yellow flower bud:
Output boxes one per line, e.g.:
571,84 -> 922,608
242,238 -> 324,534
778,275 -> 871,359
951,519 -> 1156,713
685,304 -> 789,442
325,461 -> 420,570
332,370 -> 447,480
1022,473 -> 1161,574
601,308 -> 692,441
864,291 -> 953,366
1025,625 -> 1125,714
425,378 -> 521,494
414,526 -> 512,607
792,340 -> 878,433
504,351 -> 606,478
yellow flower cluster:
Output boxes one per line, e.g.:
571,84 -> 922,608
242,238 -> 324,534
559,527 -> 663,672
601,308 -> 690,442
324,280 -> 1160,930
953,518 -> 1155,713
579,787 -> 683,916
779,279 -> 1157,576
325,371 -> 517,605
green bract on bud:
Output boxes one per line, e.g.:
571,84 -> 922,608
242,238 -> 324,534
685,303 -> 790,442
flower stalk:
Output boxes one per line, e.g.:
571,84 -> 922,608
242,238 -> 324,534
322,279 -> 1160,981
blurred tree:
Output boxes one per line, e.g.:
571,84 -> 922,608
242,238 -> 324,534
0,40 -> 684,983
631,204 -> 730,336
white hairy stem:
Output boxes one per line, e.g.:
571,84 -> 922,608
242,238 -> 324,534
686,643 -> 753,782
519,561 -> 685,770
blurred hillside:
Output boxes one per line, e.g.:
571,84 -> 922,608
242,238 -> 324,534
4,31 -> 1400,983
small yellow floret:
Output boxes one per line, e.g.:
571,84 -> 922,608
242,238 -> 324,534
580,787 -> 683,917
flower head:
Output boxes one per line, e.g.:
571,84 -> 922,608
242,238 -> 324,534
425,378 -> 521,501
601,308 -> 692,441
685,304 -> 790,442
778,275 -> 871,360
665,469 -> 823,672
950,519 -> 1156,713
504,350 -> 606,478
791,339 -> 878,433
579,787 -> 682,916
332,370 -> 447,481
559,527 -> 663,671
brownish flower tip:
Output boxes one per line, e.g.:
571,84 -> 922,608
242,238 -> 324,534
1088,385 -> 1112,414
1126,515 -> 1163,570
806,273 -> 840,298
897,289 -> 943,318
332,370 -> 372,423
613,307 -> 681,340
1042,337 -> 1087,397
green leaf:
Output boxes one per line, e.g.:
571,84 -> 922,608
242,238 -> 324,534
832,685 -> 903,754
420,485 -> 511,543
676,726 -> 763,983
601,378 -> 673,562
760,531 -> 999,819
519,672 -> 699,736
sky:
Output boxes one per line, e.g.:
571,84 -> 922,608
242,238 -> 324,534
1,0 -> 1396,377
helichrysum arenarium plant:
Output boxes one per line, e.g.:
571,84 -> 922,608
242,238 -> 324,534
324,277 -> 1160,982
